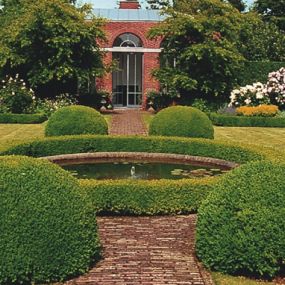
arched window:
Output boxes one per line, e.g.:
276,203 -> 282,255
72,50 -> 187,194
113,33 -> 143,48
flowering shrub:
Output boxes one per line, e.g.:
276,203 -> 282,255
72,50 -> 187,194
230,67 -> 285,109
267,67 -> 285,107
229,83 -> 270,107
0,75 -> 35,113
33,93 -> 78,117
236,105 -> 279,117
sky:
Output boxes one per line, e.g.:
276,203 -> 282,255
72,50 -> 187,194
83,0 -> 255,9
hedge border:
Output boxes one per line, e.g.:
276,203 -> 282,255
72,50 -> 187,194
1,135 -> 283,215
208,113 -> 285,127
0,113 -> 47,124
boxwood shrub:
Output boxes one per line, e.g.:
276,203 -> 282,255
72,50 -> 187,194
45,105 -> 108,136
196,161 -> 285,278
209,113 -> 285,127
0,156 -> 100,284
149,106 -> 214,139
0,113 -> 47,124
1,135 -> 265,164
80,178 -> 217,215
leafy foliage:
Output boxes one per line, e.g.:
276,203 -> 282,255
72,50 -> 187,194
0,75 -> 35,113
45,105 -> 108,137
149,106 -> 214,139
253,0 -> 285,30
0,113 -> 47,123
149,0 -> 244,100
197,161 -> 285,278
0,156 -> 100,283
0,0 -> 105,97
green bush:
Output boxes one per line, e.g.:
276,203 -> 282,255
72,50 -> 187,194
45,105 -> 108,137
149,106 -> 214,139
0,156 -> 100,284
1,135 -> 265,165
196,161 -> 285,278
0,113 -> 47,124
238,61 -> 285,86
81,178 -> 216,215
208,113 -> 285,127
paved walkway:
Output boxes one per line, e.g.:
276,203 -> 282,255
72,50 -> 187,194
109,109 -> 147,136
65,215 -> 214,285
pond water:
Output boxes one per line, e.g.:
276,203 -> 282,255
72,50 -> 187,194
62,162 -> 229,180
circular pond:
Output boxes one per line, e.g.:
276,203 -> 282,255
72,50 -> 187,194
41,152 -> 238,180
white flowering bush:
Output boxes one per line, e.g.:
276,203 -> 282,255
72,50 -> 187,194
229,67 -> 285,109
34,93 -> 78,117
0,75 -> 35,113
229,82 -> 270,107
267,67 -> 285,107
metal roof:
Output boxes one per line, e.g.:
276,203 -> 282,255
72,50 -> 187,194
92,8 -> 165,22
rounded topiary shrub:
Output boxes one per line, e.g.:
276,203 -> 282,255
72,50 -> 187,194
0,156 -> 100,284
196,161 -> 285,278
45,105 -> 108,136
149,106 -> 214,139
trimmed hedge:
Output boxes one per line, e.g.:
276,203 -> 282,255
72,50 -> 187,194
80,178 -> 217,215
1,135 -> 265,164
0,156 -> 100,284
238,61 -> 285,86
209,113 -> 285,127
0,113 -> 47,124
45,105 -> 108,136
149,106 -> 214,139
196,161 -> 285,278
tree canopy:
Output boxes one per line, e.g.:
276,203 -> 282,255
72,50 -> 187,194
149,0 -> 244,101
0,0 -> 105,97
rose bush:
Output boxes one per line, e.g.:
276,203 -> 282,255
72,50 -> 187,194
229,67 -> 285,109
0,75 -> 35,113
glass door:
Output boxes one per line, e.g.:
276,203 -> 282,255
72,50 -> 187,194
112,52 -> 142,107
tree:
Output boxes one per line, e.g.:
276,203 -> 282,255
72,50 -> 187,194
0,0 -> 105,97
149,0 -> 244,102
238,12 -> 285,61
226,0 -> 245,12
253,0 -> 285,30
146,0 -> 172,9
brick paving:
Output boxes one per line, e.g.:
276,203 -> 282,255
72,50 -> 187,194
109,109 -> 147,136
65,215 -> 214,285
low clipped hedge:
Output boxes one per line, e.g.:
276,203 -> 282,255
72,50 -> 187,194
209,113 -> 285,127
0,156 -> 100,284
80,178 -> 217,215
149,106 -> 214,139
196,161 -> 285,278
0,113 -> 47,124
45,105 -> 108,136
1,135 -> 266,164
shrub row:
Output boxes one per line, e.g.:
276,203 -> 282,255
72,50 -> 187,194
197,161 -> 285,278
80,178 -> 217,215
0,113 -> 47,124
208,113 -> 285,127
0,156 -> 100,284
1,135 -> 265,164
238,61 -> 285,86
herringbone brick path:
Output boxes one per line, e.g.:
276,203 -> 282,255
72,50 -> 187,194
109,109 -> 147,136
64,215 -> 214,285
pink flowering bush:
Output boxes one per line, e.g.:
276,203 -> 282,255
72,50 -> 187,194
267,67 -> 285,107
0,75 -> 35,113
229,67 -> 285,109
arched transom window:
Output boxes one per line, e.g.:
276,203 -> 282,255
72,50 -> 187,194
113,33 -> 143,48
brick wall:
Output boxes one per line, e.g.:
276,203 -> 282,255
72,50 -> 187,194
97,21 -> 162,109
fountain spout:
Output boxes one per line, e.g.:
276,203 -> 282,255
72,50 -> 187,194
131,166 -> 136,177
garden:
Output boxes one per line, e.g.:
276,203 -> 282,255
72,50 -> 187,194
0,0 -> 285,285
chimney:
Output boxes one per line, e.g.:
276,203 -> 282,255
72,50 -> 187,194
119,0 -> 141,9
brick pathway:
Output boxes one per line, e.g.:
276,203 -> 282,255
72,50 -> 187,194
65,215 -> 214,285
109,109 -> 147,136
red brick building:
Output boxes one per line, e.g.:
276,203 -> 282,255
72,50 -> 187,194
94,0 -> 163,108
